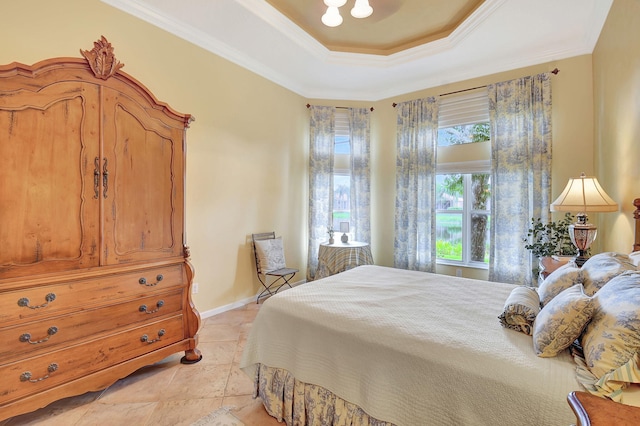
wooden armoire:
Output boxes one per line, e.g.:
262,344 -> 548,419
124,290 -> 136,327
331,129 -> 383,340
0,37 -> 201,420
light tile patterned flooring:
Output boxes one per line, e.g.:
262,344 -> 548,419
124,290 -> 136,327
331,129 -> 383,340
1,303 -> 280,426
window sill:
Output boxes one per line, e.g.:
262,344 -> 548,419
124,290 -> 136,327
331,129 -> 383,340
437,259 -> 488,270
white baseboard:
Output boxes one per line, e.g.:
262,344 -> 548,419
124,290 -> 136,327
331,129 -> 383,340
198,279 -> 307,319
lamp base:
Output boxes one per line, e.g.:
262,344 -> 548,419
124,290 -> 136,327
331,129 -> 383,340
574,254 -> 588,267
569,215 -> 597,268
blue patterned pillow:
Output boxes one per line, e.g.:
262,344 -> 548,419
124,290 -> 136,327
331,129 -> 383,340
581,252 -> 636,296
533,284 -> 594,357
581,270 -> 640,378
498,286 -> 540,335
538,263 -> 582,306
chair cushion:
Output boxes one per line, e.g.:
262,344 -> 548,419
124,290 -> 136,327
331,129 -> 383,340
255,237 -> 287,273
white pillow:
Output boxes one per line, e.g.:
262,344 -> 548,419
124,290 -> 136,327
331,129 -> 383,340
629,251 -> 640,267
254,237 -> 286,273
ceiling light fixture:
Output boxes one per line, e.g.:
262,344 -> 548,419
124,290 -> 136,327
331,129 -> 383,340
321,6 -> 343,27
321,0 -> 373,27
351,0 -> 373,19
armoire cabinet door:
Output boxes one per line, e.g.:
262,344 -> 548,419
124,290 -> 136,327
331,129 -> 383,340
100,87 -> 185,265
0,82 -> 101,279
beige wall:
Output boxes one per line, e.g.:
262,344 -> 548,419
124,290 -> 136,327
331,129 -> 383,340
310,55 -> 596,279
0,0 -> 308,314
592,0 -> 640,253
1,0 -> 629,310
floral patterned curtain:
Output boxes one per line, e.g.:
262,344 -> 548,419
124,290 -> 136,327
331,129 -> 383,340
394,97 -> 439,272
488,73 -> 552,285
349,108 -> 371,244
307,106 -> 335,281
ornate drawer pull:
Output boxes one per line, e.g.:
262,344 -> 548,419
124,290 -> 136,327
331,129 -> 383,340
20,326 -> 59,344
139,300 -> 164,314
17,293 -> 56,309
140,329 -> 166,344
138,274 -> 164,286
20,363 -> 58,383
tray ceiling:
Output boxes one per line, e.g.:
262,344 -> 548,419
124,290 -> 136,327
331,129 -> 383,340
101,0 -> 613,101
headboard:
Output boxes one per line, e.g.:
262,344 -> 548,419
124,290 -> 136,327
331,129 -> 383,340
634,198 -> 640,252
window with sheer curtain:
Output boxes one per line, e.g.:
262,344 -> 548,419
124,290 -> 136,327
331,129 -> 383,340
308,107 -> 371,280
394,76 -> 551,282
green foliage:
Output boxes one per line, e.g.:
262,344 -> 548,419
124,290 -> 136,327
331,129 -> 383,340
439,123 -> 490,146
471,123 -> 490,143
441,174 -> 463,197
436,239 -> 462,261
523,213 -> 576,258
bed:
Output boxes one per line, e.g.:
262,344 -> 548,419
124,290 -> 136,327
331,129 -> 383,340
240,202 -> 640,426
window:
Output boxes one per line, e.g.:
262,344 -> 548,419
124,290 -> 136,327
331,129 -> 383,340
437,89 -> 490,146
333,110 -> 350,231
436,89 -> 491,267
436,172 -> 491,266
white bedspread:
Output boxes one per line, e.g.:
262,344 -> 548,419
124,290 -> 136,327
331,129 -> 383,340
240,265 -> 581,426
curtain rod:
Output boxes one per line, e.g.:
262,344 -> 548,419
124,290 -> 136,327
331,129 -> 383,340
306,104 -> 374,112
391,68 -> 560,107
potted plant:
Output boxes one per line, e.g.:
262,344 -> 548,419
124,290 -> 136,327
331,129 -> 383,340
524,213 -> 577,279
327,226 -> 335,244
524,212 -> 576,258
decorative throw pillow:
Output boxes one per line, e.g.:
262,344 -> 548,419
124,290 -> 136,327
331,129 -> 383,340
581,252 -> 636,296
254,237 -> 286,273
581,270 -> 640,378
498,286 -> 540,335
533,284 -> 594,357
537,262 -> 582,306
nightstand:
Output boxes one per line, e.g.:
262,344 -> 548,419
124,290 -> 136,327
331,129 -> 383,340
567,391 -> 640,426
539,256 -> 573,280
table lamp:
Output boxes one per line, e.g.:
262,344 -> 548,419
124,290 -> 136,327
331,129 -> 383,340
550,173 -> 618,266
340,222 -> 349,243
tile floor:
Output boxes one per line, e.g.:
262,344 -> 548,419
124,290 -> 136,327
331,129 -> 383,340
1,303 -> 280,426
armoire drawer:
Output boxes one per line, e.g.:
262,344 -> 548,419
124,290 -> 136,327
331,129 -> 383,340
0,264 -> 184,326
0,315 -> 184,406
0,290 -> 183,363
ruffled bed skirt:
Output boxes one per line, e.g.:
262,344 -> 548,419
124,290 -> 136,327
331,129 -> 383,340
249,363 -> 395,426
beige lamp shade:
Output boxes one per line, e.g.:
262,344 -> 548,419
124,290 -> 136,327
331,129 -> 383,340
550,173 -> 618,213
549,173 -> 617,266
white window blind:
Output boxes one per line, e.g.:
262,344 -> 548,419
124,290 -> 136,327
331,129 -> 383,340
335,109 -> 350,137
438,88 -> 489,128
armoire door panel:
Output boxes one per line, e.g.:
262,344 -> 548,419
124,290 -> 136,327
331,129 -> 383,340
0,83 -> 101,279
101,90 -> 184,265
